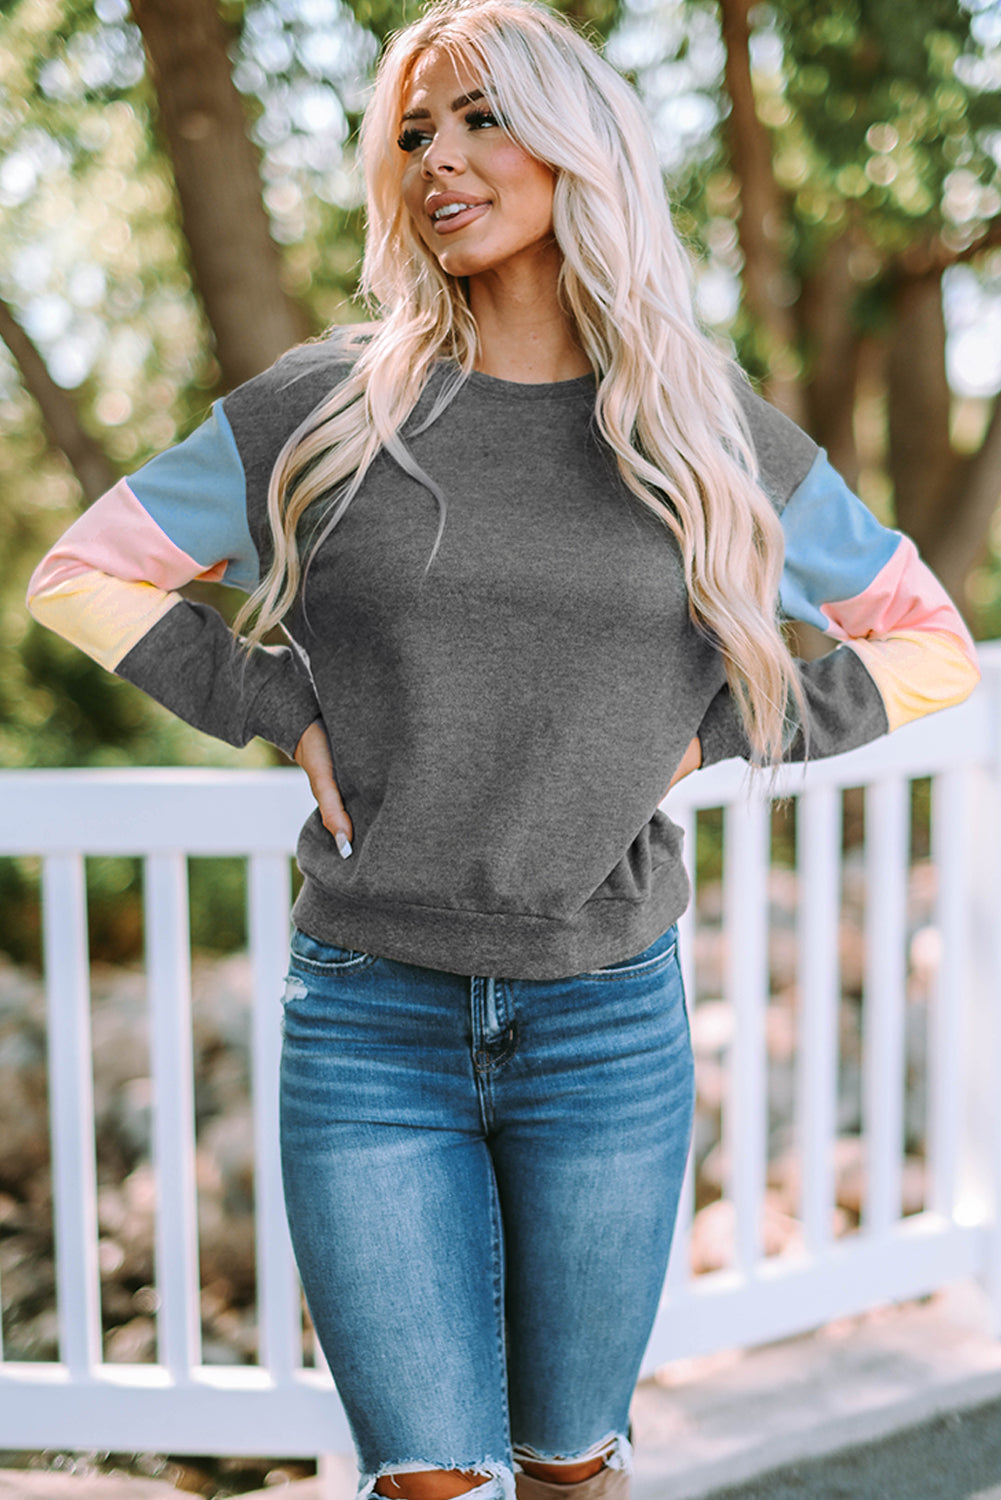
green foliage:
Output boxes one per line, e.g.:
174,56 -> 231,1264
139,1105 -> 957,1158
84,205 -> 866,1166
620,0 -> 1001,390
350,0 -> 622,46
778,0 -> 1001,265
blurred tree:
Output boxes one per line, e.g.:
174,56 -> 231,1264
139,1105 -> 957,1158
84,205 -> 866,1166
648,0 -> 1001,605
130,0 -> 309,387
2,0 -> 1000,789
0,293 -> 116,501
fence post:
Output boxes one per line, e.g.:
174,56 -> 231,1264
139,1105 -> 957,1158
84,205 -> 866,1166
957,650 -> 1001,1333
317,1452 -> 357,1500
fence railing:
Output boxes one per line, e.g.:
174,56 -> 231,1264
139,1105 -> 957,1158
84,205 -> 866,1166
2,642 -> 1001,1461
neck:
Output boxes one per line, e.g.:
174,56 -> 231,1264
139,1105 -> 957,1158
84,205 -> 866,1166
467,245 -> 592,384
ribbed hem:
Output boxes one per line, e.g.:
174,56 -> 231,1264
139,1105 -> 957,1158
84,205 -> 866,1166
291,861 -> 691,981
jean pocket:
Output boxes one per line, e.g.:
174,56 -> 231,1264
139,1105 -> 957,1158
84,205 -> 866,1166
585,924 -> 679,979
288,926 -> 377,973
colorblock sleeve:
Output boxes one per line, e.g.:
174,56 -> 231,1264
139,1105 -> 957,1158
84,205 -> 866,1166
26,402 -> 321,759
698,418 -> 980,766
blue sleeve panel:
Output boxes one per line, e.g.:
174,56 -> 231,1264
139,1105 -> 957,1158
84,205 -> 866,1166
126,402 -> 260,593
779,451 -> 902,633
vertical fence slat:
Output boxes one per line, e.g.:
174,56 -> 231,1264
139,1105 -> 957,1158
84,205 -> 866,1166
146,853 -> 201,1377
666,1147 -> 696,1295
249,854 -> 302,1380
988,713 -> 1001,1329
676,806 -> 697,1014
863,777 -> 909,1233
724,792 -> 770,1273
797,785 -> 842,1254
666,806 -> 696,1290
929,770 -> 967,1221
42,853 -> 102,1375
956,739 -> 1001,1330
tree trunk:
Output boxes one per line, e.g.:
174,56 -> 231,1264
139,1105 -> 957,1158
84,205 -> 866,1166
798,231 -> 862,482
718,0 -> 803,422
926,396 -> 1001,604
130,0 -> 309,391
0,296 -> 116,504
886,272 -> 956,555
885,269 -> 1001,614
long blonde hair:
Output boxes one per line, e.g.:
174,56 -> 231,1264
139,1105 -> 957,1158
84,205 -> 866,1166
237,0 -> 804,765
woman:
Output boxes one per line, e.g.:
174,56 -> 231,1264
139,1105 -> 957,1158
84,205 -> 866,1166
27,3 -> 979,1499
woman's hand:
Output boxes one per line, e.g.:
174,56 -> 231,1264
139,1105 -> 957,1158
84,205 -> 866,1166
294,719 -> 354,858
667,735 -> 702,791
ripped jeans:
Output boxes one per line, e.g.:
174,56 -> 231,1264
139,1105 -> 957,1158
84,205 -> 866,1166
279,924 -> 695,1500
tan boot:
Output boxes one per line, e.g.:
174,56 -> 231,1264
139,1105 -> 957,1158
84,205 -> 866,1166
515,1468 -> 629,1500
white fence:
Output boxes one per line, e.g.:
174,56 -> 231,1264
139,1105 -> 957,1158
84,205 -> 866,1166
2,644 -> 1001,1461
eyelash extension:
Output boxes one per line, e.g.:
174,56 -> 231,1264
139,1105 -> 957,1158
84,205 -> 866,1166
397,127 -> 431,152
396,107 -> 501,153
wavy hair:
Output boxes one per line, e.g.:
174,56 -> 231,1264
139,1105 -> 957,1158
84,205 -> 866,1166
236,0 -> 804,765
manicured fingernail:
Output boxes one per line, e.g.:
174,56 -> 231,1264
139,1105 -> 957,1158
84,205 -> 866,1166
335,831 -> 352,859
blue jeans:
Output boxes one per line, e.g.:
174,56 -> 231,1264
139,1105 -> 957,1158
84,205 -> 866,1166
279,924 -> 694,1500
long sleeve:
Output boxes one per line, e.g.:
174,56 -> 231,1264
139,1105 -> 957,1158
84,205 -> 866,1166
697,384 -> 980,766
25,400 -> 321,759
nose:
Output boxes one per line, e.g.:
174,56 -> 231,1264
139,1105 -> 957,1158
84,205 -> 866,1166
421,128 -> 465,178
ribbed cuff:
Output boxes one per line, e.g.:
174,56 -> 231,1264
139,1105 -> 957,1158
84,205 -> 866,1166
696,683 -> 751,766
244,669 -> 322,759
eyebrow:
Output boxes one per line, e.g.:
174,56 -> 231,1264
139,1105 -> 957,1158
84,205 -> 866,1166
400,89 -> 486,124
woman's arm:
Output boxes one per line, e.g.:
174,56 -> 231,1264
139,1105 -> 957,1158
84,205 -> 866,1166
26,402 -> 322,759
696,389 -> 980,767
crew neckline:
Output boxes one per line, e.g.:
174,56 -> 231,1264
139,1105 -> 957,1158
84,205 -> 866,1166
463,366 -> 597,400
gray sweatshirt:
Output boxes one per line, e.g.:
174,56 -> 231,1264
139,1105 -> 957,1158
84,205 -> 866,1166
27,336 -> 980,978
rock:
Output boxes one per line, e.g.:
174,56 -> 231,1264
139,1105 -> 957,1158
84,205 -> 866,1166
4,1306 -> 59,1362
768,925 -> 798,992
690,998 -> 732,1055
200,1106 -> 255,1215
89,966 -> 150,1098
191,954 -> 253,1055
109,1076 -> 153,1162
96,1184 -> 127,1238
103,1315 -> 156,1364
767,867 -> 799,925
901,1155 -> 927,1216
0,1234 -> 55,1318
0,1470 -> 178,1497
832,1135 -> 866,1216
838,919 -> 866,997
909,860 -> 938,920
197,1190 -> 257,1304
0,957 -> 44,1023
0,1018 -> 49,1195
113,1164 -> 156,1283
688,1193 -> 808,1275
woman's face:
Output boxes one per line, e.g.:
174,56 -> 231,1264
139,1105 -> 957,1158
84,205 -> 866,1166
398,47 -> 557,282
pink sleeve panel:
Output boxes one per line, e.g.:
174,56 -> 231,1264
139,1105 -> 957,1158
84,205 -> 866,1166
820,535 -> 975,648
820,536 -> 980,732
26,478 -> 216,597
26,479 -> 226,674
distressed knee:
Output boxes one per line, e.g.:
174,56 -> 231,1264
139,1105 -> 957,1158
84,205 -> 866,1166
374,1469 -> 494,1500
513,1433 -> 630,1489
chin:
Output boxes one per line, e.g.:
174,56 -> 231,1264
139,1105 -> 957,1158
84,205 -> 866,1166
433,242 -> 493,278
